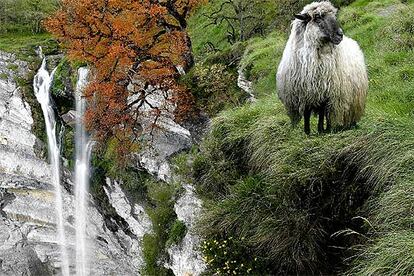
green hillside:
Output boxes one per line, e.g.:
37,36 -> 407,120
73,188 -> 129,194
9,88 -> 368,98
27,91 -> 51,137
0,0 -> 413,274
186,0 -> 414,274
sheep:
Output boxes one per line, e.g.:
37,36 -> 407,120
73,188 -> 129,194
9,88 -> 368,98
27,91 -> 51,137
276,1 -> 368,134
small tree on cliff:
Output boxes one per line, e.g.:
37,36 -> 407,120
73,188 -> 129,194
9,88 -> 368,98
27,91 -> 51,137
203,0 -> 276,44
46,0 -> 203,160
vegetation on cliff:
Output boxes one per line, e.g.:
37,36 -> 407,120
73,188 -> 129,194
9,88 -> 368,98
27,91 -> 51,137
0,0 -> 58,34
1,0 -> 413,274
186,0 -> 414,274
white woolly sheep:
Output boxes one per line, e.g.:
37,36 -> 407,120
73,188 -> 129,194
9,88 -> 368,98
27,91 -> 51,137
276,1 -> 368,134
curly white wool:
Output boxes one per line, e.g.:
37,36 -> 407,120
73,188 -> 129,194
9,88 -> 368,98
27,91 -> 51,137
277,1 -> 368,128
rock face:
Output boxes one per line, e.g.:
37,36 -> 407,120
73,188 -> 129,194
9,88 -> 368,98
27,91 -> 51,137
237,65 -> 255,102
103,178 -> 152,244
127,83 -> 193,182
127,78 -> 207,275
0,50 -> 207,276
0,51 -> 152,275
166,184 -> 206,276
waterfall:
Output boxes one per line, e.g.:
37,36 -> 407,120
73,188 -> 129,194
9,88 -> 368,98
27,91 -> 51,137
74,67 -> 92,276
33,52 -> 70,276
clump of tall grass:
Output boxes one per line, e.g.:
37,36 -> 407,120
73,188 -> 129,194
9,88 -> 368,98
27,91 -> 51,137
195,97 -> 414,274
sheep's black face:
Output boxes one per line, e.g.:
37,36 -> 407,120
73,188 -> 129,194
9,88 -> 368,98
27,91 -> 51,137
295,12 -> 344,45
316,13 -> 343,45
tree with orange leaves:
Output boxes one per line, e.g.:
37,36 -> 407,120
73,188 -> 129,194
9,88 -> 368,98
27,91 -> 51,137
46,0 -> 203,160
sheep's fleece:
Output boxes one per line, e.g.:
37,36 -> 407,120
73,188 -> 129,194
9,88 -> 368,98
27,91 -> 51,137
277,1 -> 368,127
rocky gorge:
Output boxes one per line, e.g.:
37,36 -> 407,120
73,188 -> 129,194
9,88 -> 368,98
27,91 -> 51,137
0,50 -> 207,275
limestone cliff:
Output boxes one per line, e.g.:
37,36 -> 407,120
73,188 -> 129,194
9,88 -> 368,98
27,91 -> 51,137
0,51 -> 152,275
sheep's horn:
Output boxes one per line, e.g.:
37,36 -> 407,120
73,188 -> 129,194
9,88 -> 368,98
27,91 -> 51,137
294,13 -> 311,22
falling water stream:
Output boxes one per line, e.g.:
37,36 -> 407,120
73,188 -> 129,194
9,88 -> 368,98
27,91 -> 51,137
33,50 -> 70,276
34,49 -> 93,275
74,67 -> 92,276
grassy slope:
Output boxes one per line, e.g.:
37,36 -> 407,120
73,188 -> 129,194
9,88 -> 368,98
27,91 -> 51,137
188,0 -> 230,57
188,0 -> 414,274
0,33 -> 59,61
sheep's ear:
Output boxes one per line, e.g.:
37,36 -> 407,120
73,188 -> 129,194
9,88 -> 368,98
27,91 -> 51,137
294,13 -> 311,22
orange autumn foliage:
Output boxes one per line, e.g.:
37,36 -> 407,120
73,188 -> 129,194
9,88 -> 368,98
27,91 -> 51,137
45,0 -> 203,160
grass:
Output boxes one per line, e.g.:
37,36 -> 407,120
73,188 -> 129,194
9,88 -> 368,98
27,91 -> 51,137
166,219 -> 187,247
0,73 -> 8,80
0,33 -> 58,61
188,0 -> 414,274
188,0 -> 234,57
141,179 -> 177,276
187,0 -> 290,59
195,97 -> 414,274
50,58 -> 76,115
239,32 -> 286,98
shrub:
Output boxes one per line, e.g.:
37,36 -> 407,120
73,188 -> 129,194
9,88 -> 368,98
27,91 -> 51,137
201,234 -> 267,275
203,42 -> 247,67
182,62 -> 246,115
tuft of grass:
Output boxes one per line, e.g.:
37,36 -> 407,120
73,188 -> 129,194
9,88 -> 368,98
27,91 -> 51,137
166,219 -> 187,247
380,5 -> 414,51
7,64 -> 19,71
0,73 -> 8,80
350,231 -> 414,275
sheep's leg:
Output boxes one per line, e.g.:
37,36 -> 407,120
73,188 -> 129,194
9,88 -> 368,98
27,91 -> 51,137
326,113 -> 332,133
318,108 -> 325,133
304,107 -> 311,135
